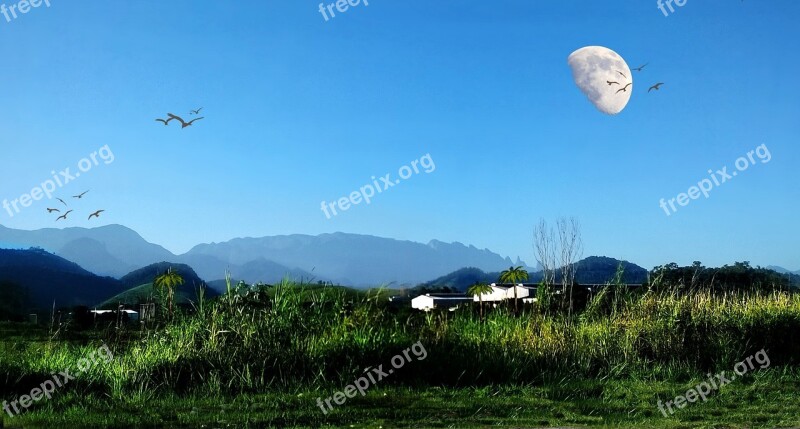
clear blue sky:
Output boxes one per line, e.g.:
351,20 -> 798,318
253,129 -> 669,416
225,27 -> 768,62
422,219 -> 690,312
0,0 -> 798,270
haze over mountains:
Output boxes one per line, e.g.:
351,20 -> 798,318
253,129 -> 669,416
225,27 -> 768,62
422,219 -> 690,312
0,224 -> 526,286
768,266 -> 800,276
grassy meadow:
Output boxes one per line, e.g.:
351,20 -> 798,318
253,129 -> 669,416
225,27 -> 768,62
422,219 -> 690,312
2,279 -> 800,428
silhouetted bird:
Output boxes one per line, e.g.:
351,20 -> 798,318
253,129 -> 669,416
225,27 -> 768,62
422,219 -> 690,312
607,81 -> 620,86
88,210 -> 105,220
616,70 -> 627,78
190,107 -> 203,115
633,63 -> 648,72
56,210 -> 73,222
649,83 -> 665,92
73,190 -> 89,199
616,83 -> 632,94
168,114 -> 204,129
46,208 -> 60,213
57,198 -> 67,207
155,117 -> 174,126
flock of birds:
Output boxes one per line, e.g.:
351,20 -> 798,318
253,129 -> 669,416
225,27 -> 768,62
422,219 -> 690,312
48,108 -> 205,223
46,190 -> 104,222
606,63 -> 664,95
155,108 -> 205,128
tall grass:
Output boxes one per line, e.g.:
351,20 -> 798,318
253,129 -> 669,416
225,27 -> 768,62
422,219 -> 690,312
2,281 -> 800,400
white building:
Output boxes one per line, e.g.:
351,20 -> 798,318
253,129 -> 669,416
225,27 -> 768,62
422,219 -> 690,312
472,284 -> 538,304
412,294 -> 473,312
504,284 -> 536,300
472,285 -> 510,303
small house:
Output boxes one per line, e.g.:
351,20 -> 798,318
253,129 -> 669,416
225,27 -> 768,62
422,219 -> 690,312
412,294 -> 473,312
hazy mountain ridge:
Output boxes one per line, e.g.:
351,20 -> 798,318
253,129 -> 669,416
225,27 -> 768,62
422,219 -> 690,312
0,224 -> 174,277
768,265 -> 800,275
185,233 -> 517,286
176,253 -> 318,285
2,224 -> 794,289
0,225 -> 521,286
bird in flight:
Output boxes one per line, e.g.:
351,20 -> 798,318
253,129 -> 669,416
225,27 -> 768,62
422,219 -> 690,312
73,190 -> 89,199
616,70 -> 627,79
155,117 -> 175,126
190,107 -> 203,115
607,81 -> 620,86
616,83 -> 632,94
649,83 -> 665,92
168,113 -> 204,129
56,210 -> 73,222
88,210 -> 105,220
46,208 -> 60,214
57,198 -> 68,207
632,63 -> 649,72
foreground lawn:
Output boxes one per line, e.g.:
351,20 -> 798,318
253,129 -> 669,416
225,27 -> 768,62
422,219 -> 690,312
4,374 -> 800,428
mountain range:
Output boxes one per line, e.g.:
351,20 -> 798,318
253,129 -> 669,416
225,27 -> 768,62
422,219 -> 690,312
2,224 -> 796,314
422,256 -> 649,292
0,224 -> 528,286
0,247 -> 644,315
768,266 -> 800,275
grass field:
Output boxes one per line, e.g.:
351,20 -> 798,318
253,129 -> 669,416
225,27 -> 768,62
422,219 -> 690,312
2,280 -> 800,428
5,376 -> 800,428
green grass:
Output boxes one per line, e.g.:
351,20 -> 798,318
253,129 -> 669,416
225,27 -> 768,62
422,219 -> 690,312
5,375 -> 800,428
3,281 -> 800,427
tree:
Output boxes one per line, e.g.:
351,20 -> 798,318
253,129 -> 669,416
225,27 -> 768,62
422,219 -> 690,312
533,218 -> 558,288
533,219 -> 558,315
499,266 -> 529,313
467,283 -> 494,319
557,217 -> 583,319
153,267 -> 184,319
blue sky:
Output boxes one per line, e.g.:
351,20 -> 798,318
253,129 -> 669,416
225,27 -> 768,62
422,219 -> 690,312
0,0 -> 798,270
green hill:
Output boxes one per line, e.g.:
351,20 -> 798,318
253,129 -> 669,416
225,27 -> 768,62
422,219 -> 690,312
98,263 -> 218,308
119,262 -> 204,289
0,248 -> 126,311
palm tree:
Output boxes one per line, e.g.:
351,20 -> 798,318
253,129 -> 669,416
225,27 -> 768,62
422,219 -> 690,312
467,283 -> 494,319
154,267 -> 184,319
499,266 -> 529,313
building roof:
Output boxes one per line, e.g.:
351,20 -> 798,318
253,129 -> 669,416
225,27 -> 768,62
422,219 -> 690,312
421,293 -> 472,298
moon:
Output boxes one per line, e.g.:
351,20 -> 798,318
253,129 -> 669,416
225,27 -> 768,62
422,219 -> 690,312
567,46 -> 633,115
